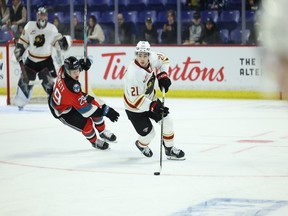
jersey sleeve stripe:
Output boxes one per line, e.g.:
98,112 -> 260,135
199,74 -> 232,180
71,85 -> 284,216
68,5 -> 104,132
124,94 -> 145,110
19,37 -> 29,45
78,104 -> 98,118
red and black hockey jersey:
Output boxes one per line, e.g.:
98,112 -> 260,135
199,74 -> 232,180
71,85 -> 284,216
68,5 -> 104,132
49,66 -> 100,118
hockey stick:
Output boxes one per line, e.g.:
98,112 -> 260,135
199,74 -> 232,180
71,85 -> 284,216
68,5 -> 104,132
154,87 -> 165,176
83,0 -> 88,93
82,1 -> 104,105
13,38 -> 29,83
84,0 -> 87,62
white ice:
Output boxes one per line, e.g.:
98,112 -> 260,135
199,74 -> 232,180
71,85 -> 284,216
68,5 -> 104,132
1,96 -> 288,216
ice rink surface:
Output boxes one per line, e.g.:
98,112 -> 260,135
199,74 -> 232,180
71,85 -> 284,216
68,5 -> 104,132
1,96 -> 288,216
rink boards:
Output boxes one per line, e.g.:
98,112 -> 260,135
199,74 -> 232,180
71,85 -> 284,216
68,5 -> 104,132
0,45 -> 281,99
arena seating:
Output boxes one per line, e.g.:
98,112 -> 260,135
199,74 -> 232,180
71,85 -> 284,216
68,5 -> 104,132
0,30 -> 13,44
218,10 -> 240,31
230,28 -> 250,44
9,0 -> 257,45
219,29 -> 229,44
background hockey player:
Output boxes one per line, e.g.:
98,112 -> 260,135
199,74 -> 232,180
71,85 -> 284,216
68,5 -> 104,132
13,7 -> 72,110
48,56 -> 120,150
124,41 -> 185,160
259,0 -> 288,94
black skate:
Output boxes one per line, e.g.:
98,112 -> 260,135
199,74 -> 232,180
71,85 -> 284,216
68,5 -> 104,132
100,130 -> 117,142
135,141 -> 153,158
164,146 -> 185,160
92,139 -> 109,150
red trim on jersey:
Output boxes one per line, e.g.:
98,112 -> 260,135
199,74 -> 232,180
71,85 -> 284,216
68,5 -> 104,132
124,94 -> 144,110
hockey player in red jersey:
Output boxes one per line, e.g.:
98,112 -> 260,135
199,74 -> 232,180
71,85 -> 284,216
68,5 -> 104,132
48,56 -> 120,150
124,41 -> 185,160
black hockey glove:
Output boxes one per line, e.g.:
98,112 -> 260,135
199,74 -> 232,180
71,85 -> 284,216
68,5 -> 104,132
14,43 -> 25,62
79,58 -> 92,71
102,104 -> 120,122
157,72 -> 171,93
150,100 -> 169,117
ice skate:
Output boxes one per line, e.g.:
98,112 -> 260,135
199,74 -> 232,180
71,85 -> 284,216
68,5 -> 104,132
92,139 -> 109,150
100,129 -> 117,142
135,141 -> 153,157
164,145 -> 185,160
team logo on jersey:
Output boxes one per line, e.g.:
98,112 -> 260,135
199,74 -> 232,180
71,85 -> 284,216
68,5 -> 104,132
33,34 -> 45,47
73,84 -> 80,93
145,73 -> 155,95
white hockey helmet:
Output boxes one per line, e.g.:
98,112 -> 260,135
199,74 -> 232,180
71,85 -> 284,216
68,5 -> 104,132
135,41 -> 151,54
260,0 -> 288,55
37,7 -> 48,29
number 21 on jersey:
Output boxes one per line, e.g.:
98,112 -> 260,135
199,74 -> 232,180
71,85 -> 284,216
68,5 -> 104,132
131,87 -> 139,96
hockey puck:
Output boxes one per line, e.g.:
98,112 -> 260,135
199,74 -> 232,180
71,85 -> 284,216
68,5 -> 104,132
154,172 -> 160,175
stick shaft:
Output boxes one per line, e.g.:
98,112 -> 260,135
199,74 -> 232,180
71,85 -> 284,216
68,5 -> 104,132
83,0 -> 88,93
159,88 -> 165,172
13,38 -> 28,82
84,0 -> 87,60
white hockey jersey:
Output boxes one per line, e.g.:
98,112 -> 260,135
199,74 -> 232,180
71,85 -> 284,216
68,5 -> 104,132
124,51 -> 169,113
18,21 -> 62,63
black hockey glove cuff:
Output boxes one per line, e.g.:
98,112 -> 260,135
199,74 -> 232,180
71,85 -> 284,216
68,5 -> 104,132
83,93 -> 94,103
79,58 -> 92,71
157,72 -> 171,93
102,104 -> 120,122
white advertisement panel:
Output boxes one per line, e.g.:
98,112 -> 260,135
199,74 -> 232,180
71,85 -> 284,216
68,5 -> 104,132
1,45 -> 277,93
87,46 -> 269,91
0,47 -> 6,89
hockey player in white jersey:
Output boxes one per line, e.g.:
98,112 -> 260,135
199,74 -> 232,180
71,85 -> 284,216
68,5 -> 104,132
260,0 -> 288,93
13,7 -> 72,110
124,41 -> 185,160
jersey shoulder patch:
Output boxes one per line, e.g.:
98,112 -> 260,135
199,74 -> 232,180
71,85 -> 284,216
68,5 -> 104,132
73,83 -> 81,93
64,77 -> 82,94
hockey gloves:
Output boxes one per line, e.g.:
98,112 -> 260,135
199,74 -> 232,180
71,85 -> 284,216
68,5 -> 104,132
150,100 -> 169,122
102,104 -> 120,122
14,43 -> 25,62
79,58 -> 92,71
157,72 -> 171,93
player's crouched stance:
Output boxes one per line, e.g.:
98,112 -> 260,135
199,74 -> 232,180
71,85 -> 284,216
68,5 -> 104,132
124,41 -> 185,160
48,56 -> 120,150
13,7 -> 72,110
